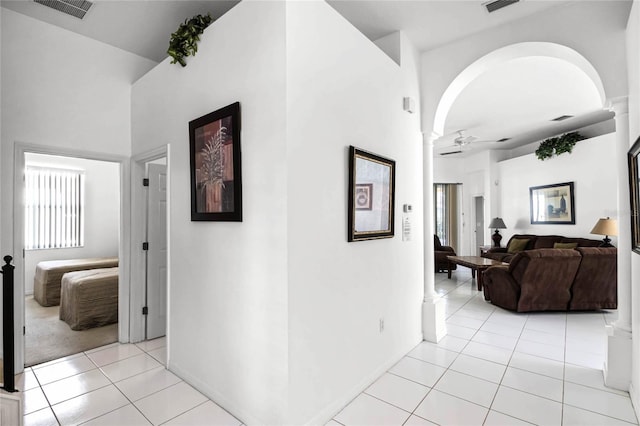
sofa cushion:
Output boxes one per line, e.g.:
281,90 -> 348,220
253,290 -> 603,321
507,238 -> 530,253
561,237 -> 601,247
506,234 -> 537,250
554,242 -> 578,249
533,235 -> 563,249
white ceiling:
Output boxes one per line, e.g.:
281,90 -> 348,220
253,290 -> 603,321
0,0 -> 241,63
0,0 -> 629,157
326,0 -> 571,54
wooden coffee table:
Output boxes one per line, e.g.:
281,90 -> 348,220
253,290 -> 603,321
447,256 -> 508,291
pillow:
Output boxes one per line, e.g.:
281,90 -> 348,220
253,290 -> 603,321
554,242 -> 578,249
507,238 -> 530,254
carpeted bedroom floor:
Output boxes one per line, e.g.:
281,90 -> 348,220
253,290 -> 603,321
25,295 -> 117,367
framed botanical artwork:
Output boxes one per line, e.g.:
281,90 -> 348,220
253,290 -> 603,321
629,135 -> 640,254
530,181 -> 575,225
348,146 -> 395,241
189,102 -> 242,221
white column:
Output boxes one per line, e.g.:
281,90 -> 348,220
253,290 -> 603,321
422,132 -> 447,342
604,96 -> 633,390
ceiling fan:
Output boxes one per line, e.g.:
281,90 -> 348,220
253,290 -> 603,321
439,130 -> 494,156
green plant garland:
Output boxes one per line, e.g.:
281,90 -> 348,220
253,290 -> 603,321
535,132 -> 585,161
167,13 -> 214,67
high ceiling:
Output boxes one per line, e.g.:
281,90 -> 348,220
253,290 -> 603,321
1,0 -> 631,156
0,0 -> 241,63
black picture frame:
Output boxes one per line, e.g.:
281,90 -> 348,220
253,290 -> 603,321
348,146 -> 395,242
530,181 -> 575,225
189,102 -> 242,221
629,136 -> 640,254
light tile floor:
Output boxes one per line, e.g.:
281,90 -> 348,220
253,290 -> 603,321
331,270 -> 638,426
20,337 -> 242,426
19,270 -> 638,425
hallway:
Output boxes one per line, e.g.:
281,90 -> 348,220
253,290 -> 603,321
19,270 -> 636,425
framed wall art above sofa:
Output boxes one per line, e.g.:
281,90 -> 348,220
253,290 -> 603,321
530,181 -> 575,225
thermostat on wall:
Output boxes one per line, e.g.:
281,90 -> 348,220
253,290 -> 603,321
403,204 -> 412,213
403,97 -> 415,114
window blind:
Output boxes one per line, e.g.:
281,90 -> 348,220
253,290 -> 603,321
25,166 -> 85,250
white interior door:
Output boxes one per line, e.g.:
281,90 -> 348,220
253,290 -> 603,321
146,163 -> 167,340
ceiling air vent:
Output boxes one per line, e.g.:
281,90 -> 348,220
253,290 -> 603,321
551,115 -> 574,122
484,0 -> 520,13
33,0 -> 93,19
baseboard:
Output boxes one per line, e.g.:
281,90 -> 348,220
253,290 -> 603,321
630,383 -> 638,420
305,336 -> 422,426
168,362 -> 265,426
169,336 -> 421,426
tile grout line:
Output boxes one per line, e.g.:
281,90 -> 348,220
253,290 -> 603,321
31,341 -> 168,426
75,342 -> 168,426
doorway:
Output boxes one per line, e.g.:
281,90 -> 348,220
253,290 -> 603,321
474,196 -> 485,254
130,148 -> 169,346
13,144 -> 129,372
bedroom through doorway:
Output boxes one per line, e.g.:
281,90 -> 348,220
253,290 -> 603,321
22,152 -> 121,367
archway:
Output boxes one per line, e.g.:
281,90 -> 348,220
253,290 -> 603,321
432,42 -> 607,140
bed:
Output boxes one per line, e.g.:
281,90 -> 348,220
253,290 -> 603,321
33,257 -> 119,306
59,267 -> 119,330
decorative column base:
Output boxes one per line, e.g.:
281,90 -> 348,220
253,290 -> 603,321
422,297 -> 447,343
603,325 -> 632,391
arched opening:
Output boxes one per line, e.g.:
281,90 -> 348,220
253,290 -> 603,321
433,42 -> 607,140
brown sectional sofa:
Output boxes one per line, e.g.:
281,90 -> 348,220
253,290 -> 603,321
482,247 -> 617,312
482,234 -> 601,264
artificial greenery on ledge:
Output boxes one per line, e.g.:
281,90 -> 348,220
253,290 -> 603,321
167,13 -> 214,67
535,131 -> 586,161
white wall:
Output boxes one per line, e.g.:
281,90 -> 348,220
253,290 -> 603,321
434,157 -> 464,183
286,3 -> 423,424
626,0 -> 640,414
23,154 -> 119,295
498,134 -> 617,242
133,1 -> 424,423
132,2 -> 288,424
0,8 -> 155,364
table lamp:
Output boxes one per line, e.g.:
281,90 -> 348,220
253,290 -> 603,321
488,217 -> 507,248
590,217 -> 617,247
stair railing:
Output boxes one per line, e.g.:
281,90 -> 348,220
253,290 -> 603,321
2,255 -> 16,392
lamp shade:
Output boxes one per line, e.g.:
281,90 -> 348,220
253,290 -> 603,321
590,217 -> 618,236
488,217 -> 507,229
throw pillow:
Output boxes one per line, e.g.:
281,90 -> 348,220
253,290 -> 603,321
554,242 -> 578,249
507,238 -> 530,254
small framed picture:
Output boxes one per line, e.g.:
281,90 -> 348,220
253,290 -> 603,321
189,102 -> 242,221
355,184 -> 373,210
